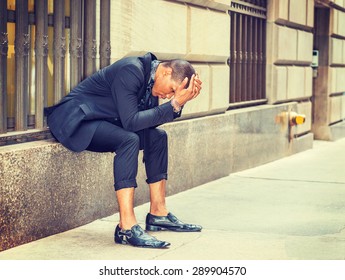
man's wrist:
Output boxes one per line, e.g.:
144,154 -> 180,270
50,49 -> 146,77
171,98 -> 182,113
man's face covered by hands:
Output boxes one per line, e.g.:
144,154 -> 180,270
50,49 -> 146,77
152,66 -> 179,100
152,64 -> 202,104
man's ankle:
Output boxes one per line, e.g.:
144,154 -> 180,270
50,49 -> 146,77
149,209 -> 169,216
119,220 -> 137,230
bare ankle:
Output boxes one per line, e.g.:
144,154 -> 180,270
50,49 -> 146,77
149,208 -> 168,216
119,219 -> 137,230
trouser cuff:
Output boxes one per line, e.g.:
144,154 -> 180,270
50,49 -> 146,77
146,173 -> 168,184
114,179 -> 137,191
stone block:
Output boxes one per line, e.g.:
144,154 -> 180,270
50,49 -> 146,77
230,104 -> 296,172
110,0 -> 188,61
276,26 -> 297,63
132,0 -> 188,59
339,11 -> 345,37
290,132 -> 314,154
343,40 -> 345,64
110,0 -> 231,62
266,22 -> 277,65
331,9 -> 338,36
181,64 -> 210,117
334,0 -> 345,8
334,67 -> 342,92
267,0 -> 289,22
336,68 -> 345,92
209,64 -> 229,112
109,1 -> 133,61
330,67 -> 337,94
278,0 -> 289,21
307,0 -> 314,27
329,95 -> 343,123
331,38 -> 343,65
335,67 -> 345,93
272,66 -> 288,103
329,121 -> 345,141
164,113 -> 234,193
172,0 -> 230,11
0,142 -> 118,251
296,101 -> 312,135
305,67 -> 313,98
297,30 -> 313,63
287,67 -> 305,100
332,9 -> 345,37
289,0 -> 307,26
186,6 -> 230,62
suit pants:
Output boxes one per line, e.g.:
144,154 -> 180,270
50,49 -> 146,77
86,120 -> 168,191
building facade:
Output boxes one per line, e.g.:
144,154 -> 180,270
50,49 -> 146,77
0,0 -> 344,251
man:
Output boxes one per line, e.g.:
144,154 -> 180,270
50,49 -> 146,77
45,52 -> 202,248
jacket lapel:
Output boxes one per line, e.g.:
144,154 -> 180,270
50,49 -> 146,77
137,52 -> 157,106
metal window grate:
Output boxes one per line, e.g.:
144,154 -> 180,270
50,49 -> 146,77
0,0 -> 111,144
229,0 -> 267,105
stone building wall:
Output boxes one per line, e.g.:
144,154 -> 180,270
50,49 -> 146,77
311,0 -> 345,139
329,0 -> 345,125
108,0 -> 230,118
266,0 -> 314,139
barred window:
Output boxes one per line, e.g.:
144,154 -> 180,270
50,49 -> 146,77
0,0 -> 111,145
229,0 -> 267,107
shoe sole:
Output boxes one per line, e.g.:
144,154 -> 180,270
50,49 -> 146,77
115,241 -> 170,248
146,224 -> 201,232
114,237 -> 170,248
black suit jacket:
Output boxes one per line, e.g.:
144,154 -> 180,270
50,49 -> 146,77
45,52 -> 179,152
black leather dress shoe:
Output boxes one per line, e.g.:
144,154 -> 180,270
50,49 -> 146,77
114,224 -> 170,248
146,212 -> 202,232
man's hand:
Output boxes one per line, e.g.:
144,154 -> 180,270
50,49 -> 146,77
173,73 -> 202,106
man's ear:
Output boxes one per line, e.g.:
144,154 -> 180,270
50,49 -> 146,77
163,67 -> 173,76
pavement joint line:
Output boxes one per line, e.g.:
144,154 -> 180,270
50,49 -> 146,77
151,241 -> 189,260
148,248 -> 174,260
335,226 -> 345,235
147,234 -> 204,260
232,174 -> 345,185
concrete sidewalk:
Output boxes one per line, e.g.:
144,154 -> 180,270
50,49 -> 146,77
1,139 -> 345,260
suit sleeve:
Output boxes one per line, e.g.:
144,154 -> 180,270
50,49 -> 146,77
111,65 -> 175,132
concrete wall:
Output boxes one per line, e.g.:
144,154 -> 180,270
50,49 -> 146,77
0,142 -> 116,251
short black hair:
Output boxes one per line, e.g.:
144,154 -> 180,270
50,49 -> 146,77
161,60 -> 195,88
